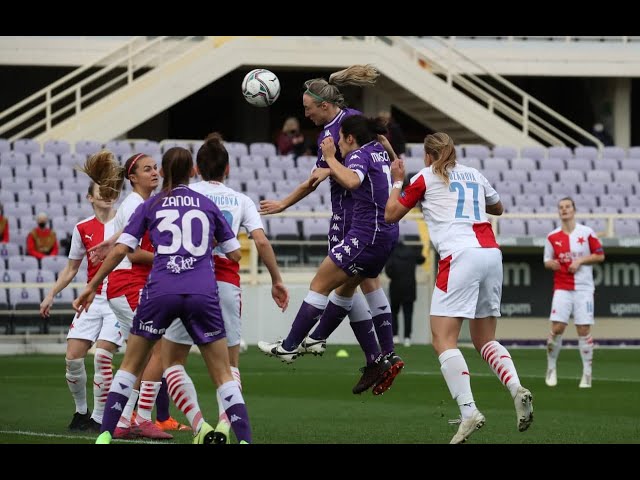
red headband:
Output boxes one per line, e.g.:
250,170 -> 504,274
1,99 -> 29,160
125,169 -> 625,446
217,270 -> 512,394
127,153 -> 146,176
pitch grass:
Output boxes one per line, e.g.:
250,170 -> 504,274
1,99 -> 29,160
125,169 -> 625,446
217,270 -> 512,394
0,346 -> 639,444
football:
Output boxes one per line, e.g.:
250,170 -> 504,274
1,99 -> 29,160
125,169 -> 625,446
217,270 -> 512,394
241,68 -> 281,107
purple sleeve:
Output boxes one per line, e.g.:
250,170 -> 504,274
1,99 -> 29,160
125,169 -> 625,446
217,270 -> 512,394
345,151 -> 369,176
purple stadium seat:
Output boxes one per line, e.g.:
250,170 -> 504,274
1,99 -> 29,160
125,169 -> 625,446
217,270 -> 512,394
620,159 -> 640,171
399,220 -> 421,241
22,190 -> 47,205
249,142 -> 277,157
0,244 -> 20,260
404,157 -> 425,175
31,178 -> 62,194
44,165 -> 74,183
529,170 -> 556,183
627,147 -> 640,159
614,219 -> 640,237
558,170 -> 585,184
2,177 -> 30,194
260,167 -> 286,182
24,269 -> 56,284
13,139 -> 40,156
60,152 -> 87,169
484,157 -> 510,171
527,219 -> 556,237
495,181 -> 521,196
463,145 -> 491,160
231,167 -> 256,184
74,140 -> 102,157
0,139 -> 10,154
517,194 -> 542,209
613,170 -> 640,184
510,157 -> 537,171
583,218 -> 606,233
3,203 -> 32,218
572,194 -> 598,211
597,157 -> 620,171
0,165 -> 13,182
302,218 -> 328,239
574,146 -> 598,160
0,268 -> 21,282
538,157 -> 565,172
224,142 -> 249,158
498,218 -> 527,236
268,155 -> 295,170
586,170 -> 612,183
35,202 -> 64,219
498,193 -> 515,207
105,140 -> 133,157
548,146 -> 573,160
549,181 -> 579,196
599,194 -> 626,210
40,255 -> 68,274
602,146 -> 625,160
566,158 -> 593,172
626,195 -> 640,208
29,151 -> 59,168
43,139 -> 71,156
607,182 -> 634,196
7,255 -> 39,273
48,191 -> 79,206
8,287 -> 42,309
492,145 -> 518,160
522,181 -> 549,196
460,157 -> 482,170
520,146 -> 546,161
580,182 -> 606,196
501,170 -> 528,183
483,169 -> 502,186
0,190 -> 15,204
132,140 -> 161,156
238,155 -> 267,170
0,151 -> 28,168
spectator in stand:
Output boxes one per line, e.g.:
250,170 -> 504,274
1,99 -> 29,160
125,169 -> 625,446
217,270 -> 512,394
0,202 -> 9,242
26,212 -> 59,259
276,117 -> 313,159
378,110 -> 406,158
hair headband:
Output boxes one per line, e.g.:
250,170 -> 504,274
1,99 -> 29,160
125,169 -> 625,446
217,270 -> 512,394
127,153 -> 146,176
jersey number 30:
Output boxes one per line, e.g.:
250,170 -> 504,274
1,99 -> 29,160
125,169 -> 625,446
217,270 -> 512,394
156,209 -> 210,256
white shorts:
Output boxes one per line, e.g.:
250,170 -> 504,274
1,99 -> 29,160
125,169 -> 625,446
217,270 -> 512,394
164,282 -> 242,347
549,289 -> 594,325
108,293 -> 141,342
67,295 -> 123,347
431,247 -> 502,319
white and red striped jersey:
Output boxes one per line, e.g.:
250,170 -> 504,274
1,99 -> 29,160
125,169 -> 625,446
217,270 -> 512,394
189,180 -> 264,287
107,192 -> 153,299
398,164 -> 500,258
543,223 -> 604,291
68,215 -> 115,295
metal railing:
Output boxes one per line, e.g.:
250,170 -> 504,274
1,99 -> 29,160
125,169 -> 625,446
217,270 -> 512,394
360,35 -> 603,149
0,36 -> 205,142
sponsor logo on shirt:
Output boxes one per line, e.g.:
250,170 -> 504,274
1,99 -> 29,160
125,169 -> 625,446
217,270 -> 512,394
138,320 -> 166,335
166,255 -> 196,273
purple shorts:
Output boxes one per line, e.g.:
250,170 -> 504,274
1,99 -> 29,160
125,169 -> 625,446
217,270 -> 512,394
328,212 -> 349,251
131,293 -> 226,345
329,232 -> 396,278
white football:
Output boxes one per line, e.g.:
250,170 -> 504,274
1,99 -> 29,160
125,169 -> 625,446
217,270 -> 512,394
241,68 -> 281,107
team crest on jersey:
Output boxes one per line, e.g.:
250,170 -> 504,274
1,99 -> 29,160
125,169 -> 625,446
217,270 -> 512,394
166,255 -> 196,273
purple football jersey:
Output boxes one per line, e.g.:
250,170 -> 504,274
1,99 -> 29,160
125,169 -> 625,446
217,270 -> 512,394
344,141 -> 399,245
118,185 -> 240,298
315,107 -> 361,214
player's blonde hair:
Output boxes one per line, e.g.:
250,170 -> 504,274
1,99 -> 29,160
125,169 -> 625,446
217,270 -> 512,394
425,132 -> 457,185
76,150 -> 124,201
304,64 -> 380,108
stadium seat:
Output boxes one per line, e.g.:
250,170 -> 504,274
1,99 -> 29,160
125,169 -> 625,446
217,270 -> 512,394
580,182 -> 606,196
597,157 -> 620,171
132,140 -> 161,156
0,244 -> 20,261
522,181 -> 549,196
463,145 -> 491,160
60,152 -> 87,169
538,157 -> 565,172
7,255 -> 39,273
602,146 -> 625,160
104,140 -> 133,157
0,151 -> 28,168
250,142 -> 277,157
574,146 -> 598,160
460,156 -> 482,170
74,140 -> 102,157
501,170 -> 528,183
614,219 -> 640,237
527,219 -> 556,237
0,138 -> 10,154
30,151 -> 59,168
224,142 -> 249,158
520,146 -> 546,161
492,145 -> 518,160
24,269 -> 56,284
40,256 -> 68,274
484,157 -> 510,171
548,146 -> 573,160
498,218 -> 527,236
529,170 -> 556,184
45,165 -> 74,183
566,158 -> 593,172
43,139 -> 71,156
510,157 -> 537,171
13,139 -> 40,156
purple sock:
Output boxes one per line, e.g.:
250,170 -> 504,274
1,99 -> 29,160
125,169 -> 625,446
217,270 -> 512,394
373,312 -> 395,356
310,301 -> 349,340
101,392 -> 129,434
226,403 -> 252,443
155,378 -> 170,422
350,319 -> 381,364
282,301 -> 324,351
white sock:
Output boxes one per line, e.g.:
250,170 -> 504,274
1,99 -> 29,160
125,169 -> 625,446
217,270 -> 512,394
137,381 -> 162,422
91,348 -> 114,424
165,365 -> 204,433
116,389 -> 139,428
578,335 -> 594,376
65,358 -> 87,415
217,367 -> 242,425
439,349 -> 476,419
547,332 -> 563,370
480,340 -> 521,398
